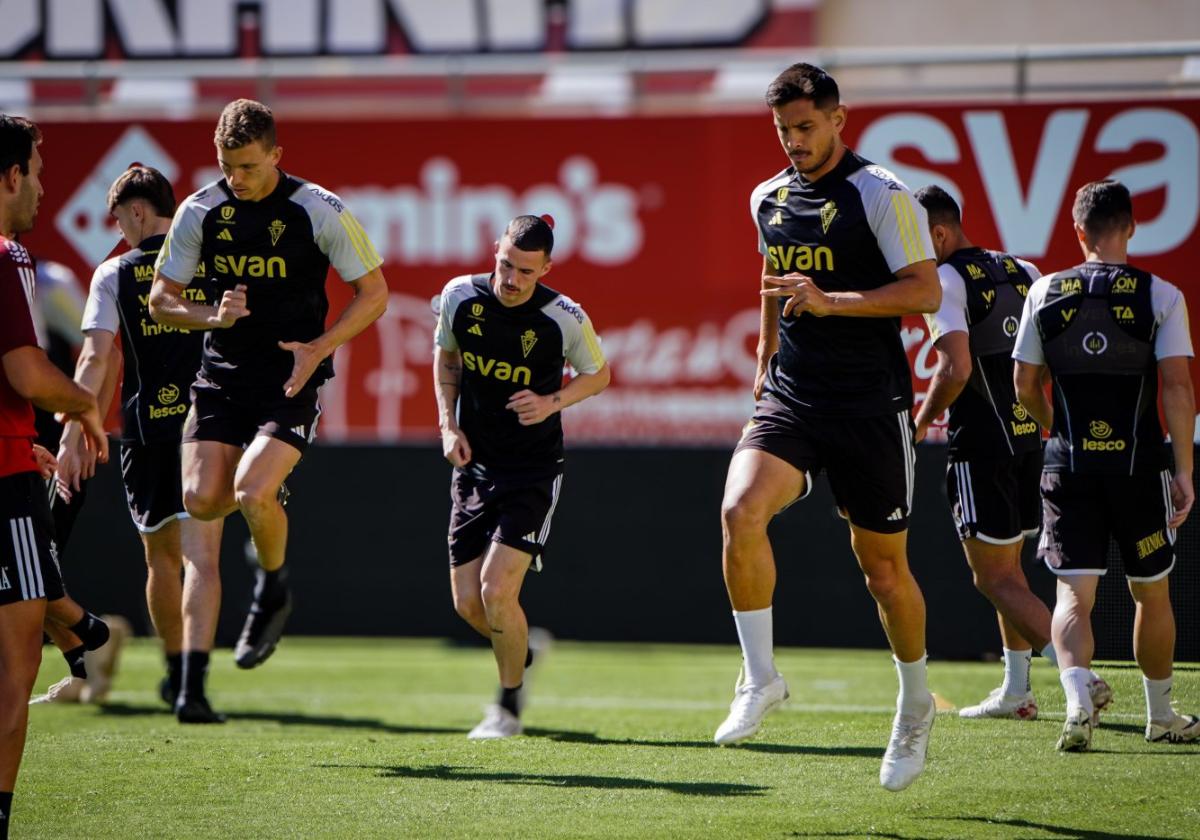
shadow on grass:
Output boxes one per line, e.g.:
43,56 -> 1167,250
934,815 -> 1180,839
320,763 -> 768,797
787,832 -> 926,840
524,727 -> 883,757
98,703 -> 467,736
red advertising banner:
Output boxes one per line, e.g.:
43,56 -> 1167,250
23,100 -> 1200,445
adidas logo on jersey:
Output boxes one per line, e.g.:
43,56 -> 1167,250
217,228 -> 233,241
768,210 -> 783,225
468,324 -> 483,336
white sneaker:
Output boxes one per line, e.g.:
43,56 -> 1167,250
958,686 -> 1038,720
1146,712 -> 1200,744
713,669 -> 789,745
1087,674 -> 1113,726
880,694 -> 935,791
1057,708 -> 1093,751
29,675 -> 85,704
80,614 -> 131,704
468,705 -> 522,740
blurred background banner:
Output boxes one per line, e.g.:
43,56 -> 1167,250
25,98 -> 1200,444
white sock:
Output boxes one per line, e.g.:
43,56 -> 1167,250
1040,642 -> 1059,668
1144,675 -> 1174,723
893,654 -> 931,716
733,608 -> 776,686
1000,648 -> 1032,696
1060,666 -> 1093,717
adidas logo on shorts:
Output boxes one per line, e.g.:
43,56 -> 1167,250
887,508 -> 904,522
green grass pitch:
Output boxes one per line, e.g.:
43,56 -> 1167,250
19,639 -> 1200,838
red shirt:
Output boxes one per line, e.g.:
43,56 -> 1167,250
0,236 -> 40,478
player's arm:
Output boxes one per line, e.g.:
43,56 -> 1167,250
914,331 -> 970,443
1159,356 -> 1195,528
434,344 -> 471,467
2,346 -> 107,462
763,258 -> 940,318
756,256 -> 781,400
279,268 -> 388,398
57,330 -> 118,495
149,273 -> 248,330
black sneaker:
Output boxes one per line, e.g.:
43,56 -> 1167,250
159,675 -> 176,708
175,694 -> 227,724
234,587 -> 293,669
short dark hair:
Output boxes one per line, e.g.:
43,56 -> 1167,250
765,63 -> 839,110
107,165 -> 176,217
1072,180 -> 1133,240
504,215 -> 554,257
914,184 -> 962,227
214,99 -> 276,150
0,114 -> 41,176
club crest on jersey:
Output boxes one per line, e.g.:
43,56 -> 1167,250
521,329 -> 538,358
776,187 -> 789,204
470,303 -> 485,320
819,201 -> 837,234
268,220 -> 286,247
220,206 -> 235,222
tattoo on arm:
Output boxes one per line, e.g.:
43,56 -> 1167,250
552,394 -> 561,405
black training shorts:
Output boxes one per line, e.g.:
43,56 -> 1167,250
947,450 -> 1042,544
447,467 -> 563,571
1038,469 -> 1176,582
734,399 -> 915,534
0,470 -> 65,606
121,440 -> 189,533
183,378 -> 321,454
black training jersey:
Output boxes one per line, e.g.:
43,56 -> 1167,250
435,274 -> 606,478
927,247 -> 1042,459
751,149 -> 935,417
156,171 -> 383,395
1013,262 -> 1193,475
82,235 -> 209,444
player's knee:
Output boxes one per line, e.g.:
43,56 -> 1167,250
234,483 -> 276,517
184,488 -> 228,520
453,590 -> 486,625
479,578 -> 517,614
862,563 -> 903,602
721,494 -> 770,541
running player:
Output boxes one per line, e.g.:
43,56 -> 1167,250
57,164 -> 226,722
913,185 -> 1110,721
716,64 -> 940,791
149,100 -> 387,668
0,114 -> 107,840
434,215 -> 609,739
1014,179 -> 1200,750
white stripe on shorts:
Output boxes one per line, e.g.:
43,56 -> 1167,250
897,411 -> 914,514
20,517 -> 44,598
538,474 -> 564,546
10,518 -> 30,598
1161,469 -> 1177,544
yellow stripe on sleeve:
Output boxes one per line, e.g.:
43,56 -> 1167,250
891,192 -> 925,265
581,320 -> 606,368
338,212 -> 381,271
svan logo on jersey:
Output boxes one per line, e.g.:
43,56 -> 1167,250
462,352 -> 531,385
214,255 -> 287,279
766,244 -> 833,273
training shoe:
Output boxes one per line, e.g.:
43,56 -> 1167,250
159,676 -> 176,708
80,614 -> 131,704
880,695 -> 935,791
468,704 -> 522,739
958,686 -> 1038,720
713,669 -> 789,746
1088,674 -> 1113,726
234,585 -> 293,669
29,675 -> 85,704
1146,712 -> 1200,744
175,695 -> 227,725
1056,708 -> 1093,752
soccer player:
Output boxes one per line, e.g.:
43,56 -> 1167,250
149,100 -> 387,668
56,165 -> 226,722
434,215 -> 609,739
1014,179 -> 1200,751
913,185 -> 1110,721
0,114 -> 107,840
716,64 -> 940,791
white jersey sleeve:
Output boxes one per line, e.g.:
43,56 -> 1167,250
155,189 -> 211,285
291,183 -> 384,283
1012,275 -> 1052,365
749,169 -> 790,257
1016,258 -> 1042,282
925,263 -> 969,342
433,275 -> 476,352
850,165 -> 935,273
80,257 -> 122,335
1152,275 -> 1194,360
542,294 -> 606,375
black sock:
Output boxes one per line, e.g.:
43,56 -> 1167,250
62,645 -> 87,679
497,684 -> 523,718
181,651 -> 211,701
1,790 -> 13,840
254,566 -> 289,607
69,612 -> 109,651
525,647 -> 534,669
166,653 -> 183,701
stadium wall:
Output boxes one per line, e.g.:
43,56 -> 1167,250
61,443 -> 1200,661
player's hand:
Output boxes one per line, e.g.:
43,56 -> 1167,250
212,284 -> 250,328
32,444 -> 57,480
507,389 -> 560,426
1168,471 -> 1194,528
441,426 -> 472,467
278,340 -> 326,398
761,273 -> 834,318
66,406 -> 109,467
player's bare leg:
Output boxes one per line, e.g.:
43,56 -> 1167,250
714,449 -> 802,745
450,557 -> 491,638
849,524 -> 934,791
1053,574 -> 1099,750
0,599 -> 46,809
232,436 -> 301,669
467,544 -> 533,739
139,522 -> 185,706
181,441 -> 241,522
175,516 -> 225,722
1130,577 -> 1199,742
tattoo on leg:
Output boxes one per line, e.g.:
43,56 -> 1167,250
490,627 -> 503,634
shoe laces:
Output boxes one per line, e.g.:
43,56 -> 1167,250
887,716 -> 929,759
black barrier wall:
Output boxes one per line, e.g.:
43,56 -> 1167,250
60,444 -> 1198,661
